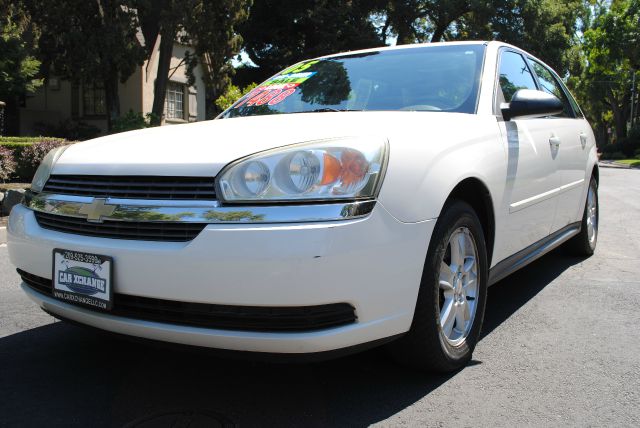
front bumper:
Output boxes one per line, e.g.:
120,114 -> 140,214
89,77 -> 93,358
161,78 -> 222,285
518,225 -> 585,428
8,203 -> 435,353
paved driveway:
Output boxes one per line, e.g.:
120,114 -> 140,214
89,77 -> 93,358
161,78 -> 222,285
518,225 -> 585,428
1,167 -> 639,427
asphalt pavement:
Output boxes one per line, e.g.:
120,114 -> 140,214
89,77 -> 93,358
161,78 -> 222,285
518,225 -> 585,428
1,167 -> 639,427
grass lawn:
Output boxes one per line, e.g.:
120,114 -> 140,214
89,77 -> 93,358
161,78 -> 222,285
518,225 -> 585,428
614,159 -> 640,168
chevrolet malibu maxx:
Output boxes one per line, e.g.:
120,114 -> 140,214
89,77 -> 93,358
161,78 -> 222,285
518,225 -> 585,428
8,41 -> 598,372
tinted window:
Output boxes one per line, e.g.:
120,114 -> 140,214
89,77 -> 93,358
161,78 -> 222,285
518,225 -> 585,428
221,45 -> 485,118
498,51 -> 537,102
530,59 -> 573,117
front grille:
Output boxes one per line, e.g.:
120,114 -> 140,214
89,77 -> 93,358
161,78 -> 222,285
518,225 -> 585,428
35,211 -> 206,242
18,270 -> 357,332
43,175 -> 216,200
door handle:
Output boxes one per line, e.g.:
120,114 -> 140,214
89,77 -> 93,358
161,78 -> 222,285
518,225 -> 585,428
579,132 -> 588,149
549,136 -> 561,148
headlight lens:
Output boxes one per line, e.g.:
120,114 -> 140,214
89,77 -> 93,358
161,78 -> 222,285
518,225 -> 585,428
217,137 -> 388,203
30,145 -> 69,193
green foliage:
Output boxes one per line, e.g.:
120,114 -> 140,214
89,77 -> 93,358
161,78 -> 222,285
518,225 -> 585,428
0,136 -> 46,144
240,0 -> 382,81
601,151 -> 626,160
615,158 -> 640,166
34,119 -> 101,141
111,110 -> 158,134
451,0 -> 586,76
599,125 -> 640,157
0,1 -> 42,101
215,83 -> 258,111
570,0 -> 640,142
621,125 -> 640,155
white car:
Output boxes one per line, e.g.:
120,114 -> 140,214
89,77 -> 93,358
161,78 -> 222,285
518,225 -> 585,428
8,41 -> 598,372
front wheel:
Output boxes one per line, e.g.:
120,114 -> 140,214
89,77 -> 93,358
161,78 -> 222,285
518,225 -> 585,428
388,200 -> 488,372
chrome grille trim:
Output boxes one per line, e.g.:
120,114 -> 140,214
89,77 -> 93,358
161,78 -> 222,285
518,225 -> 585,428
24,191 -> 377,224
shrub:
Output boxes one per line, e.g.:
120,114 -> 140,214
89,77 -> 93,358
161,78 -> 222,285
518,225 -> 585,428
614,125 -> 640,157
17,138 -> 70,181
600,151 -> 626,160
34,119 -> 101,141
111,110 -> 158,134
0,142 -> 33,156
600,142 -> 620,154
0,136 -> 46,144
0,145 -> 16,181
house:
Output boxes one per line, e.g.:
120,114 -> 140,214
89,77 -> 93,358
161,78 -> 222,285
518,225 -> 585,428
19,35 -> 206,136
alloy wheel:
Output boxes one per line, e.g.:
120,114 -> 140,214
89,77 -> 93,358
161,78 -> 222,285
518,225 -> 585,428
438,227 -> 479,346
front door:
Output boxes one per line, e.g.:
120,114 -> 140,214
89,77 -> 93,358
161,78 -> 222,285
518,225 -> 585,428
528,58 -> 591,232
495,50 -> 561,259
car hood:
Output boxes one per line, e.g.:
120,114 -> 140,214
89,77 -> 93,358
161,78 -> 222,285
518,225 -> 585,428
53,111 -> 479,176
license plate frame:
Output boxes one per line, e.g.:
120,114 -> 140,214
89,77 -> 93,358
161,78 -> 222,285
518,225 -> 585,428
52,249 -> 114,311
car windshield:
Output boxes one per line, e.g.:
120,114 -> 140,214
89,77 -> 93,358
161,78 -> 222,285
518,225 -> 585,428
220,44 -> 486,119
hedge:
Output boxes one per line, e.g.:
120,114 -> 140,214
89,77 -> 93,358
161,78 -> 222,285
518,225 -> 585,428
0,136 -> 49,146
0,137 -> 71,182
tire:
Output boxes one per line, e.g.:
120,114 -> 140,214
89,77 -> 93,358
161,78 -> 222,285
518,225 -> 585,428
566,176 -> 598,257
388,200 -> 488,372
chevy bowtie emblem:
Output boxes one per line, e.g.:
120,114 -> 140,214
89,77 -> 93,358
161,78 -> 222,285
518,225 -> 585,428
78,199 -> 116,223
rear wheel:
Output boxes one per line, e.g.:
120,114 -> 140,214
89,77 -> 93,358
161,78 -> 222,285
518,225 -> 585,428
566,177 -> 598,256
388,200 -> 488,372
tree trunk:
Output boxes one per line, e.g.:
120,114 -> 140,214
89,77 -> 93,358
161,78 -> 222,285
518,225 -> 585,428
380,16 -> 391,44
611,105 -> 627,143
151,30 -> 176,126
607,88 -> 629,142
431,17 -> 457,42
104,73 -> 120,132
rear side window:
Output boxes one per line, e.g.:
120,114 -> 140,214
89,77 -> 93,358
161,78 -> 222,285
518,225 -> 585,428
529,59 -> 574,117
498,51 -> 537,102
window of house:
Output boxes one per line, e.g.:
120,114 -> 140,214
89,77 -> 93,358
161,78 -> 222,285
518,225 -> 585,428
83,82 -> 106,116
165,82 -> 185,120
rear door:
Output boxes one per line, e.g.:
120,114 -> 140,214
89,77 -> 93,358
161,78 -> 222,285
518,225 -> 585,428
527,58 -> 590,231
495,49 -> 561,258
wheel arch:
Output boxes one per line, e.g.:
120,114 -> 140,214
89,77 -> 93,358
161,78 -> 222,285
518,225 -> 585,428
443,178 -> 496,266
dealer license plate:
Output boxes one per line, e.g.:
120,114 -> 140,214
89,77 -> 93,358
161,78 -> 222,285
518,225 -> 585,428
52,249 -> 113,310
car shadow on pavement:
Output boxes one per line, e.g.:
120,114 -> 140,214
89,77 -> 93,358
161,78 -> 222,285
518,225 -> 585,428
0,249 -> 584,428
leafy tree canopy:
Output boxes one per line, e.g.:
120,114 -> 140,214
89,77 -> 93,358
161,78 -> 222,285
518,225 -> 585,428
570,0 -> 639,142
239,0 -> 383,80
0,0 -> 42,101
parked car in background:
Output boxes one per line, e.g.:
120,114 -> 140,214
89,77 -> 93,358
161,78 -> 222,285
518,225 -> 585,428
8,41 -> 598,372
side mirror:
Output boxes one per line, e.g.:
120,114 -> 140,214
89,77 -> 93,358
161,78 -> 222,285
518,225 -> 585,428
501,89 -> 563,121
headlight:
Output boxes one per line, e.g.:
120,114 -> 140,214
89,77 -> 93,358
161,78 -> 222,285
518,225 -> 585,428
217,137 -> 388,203
30,145 -> 69,193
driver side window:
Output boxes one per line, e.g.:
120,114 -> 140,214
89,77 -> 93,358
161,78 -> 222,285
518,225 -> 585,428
498,51 -> 537,103
529,59 -> 574,118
